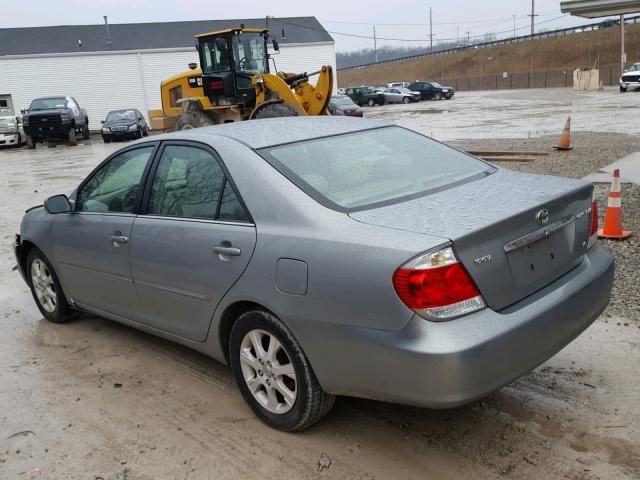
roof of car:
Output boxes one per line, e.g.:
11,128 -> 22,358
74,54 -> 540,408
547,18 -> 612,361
158,117 -> 389,149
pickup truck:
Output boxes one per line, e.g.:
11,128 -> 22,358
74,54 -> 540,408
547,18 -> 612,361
22,96 -> 89,148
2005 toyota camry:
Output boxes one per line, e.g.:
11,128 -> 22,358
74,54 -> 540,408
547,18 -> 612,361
14,117 -> 614,431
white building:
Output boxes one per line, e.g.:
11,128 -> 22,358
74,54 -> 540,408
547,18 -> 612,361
0,17 -> 336,130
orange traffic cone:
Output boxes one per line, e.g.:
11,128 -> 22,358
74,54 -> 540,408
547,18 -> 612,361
598,169 -> 632,239
554,116 -> 572,150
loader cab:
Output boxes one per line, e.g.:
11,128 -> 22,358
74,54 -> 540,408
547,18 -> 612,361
197,28 -> 270,108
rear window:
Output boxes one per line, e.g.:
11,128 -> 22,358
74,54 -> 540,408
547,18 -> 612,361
260,127 -> 494,210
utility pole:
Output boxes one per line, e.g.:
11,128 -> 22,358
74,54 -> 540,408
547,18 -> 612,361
456,26 -> 459,45
513,14 -> 517,38
429,7 -> 433,52
466,30 -> 471,45
528,0 -> 537,36
620,14 -> 626,76
373,25 -> 378,63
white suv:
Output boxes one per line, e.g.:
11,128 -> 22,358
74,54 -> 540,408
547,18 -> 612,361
620,62 -> 640,92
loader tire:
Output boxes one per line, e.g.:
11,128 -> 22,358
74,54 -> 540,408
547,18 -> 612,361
175,111 -> 214,131
252,103 -> 299,119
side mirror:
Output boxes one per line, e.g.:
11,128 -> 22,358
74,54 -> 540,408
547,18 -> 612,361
272,38 -> 280,52
101,120 -> 105,124
44,194 -> 72,214
21,109 -> 26,114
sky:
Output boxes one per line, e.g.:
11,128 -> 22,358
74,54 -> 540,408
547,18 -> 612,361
0,0 -> 622,52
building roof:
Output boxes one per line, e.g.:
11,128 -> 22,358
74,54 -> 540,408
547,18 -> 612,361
0,17 -> 332,57
561,0 -> 640,18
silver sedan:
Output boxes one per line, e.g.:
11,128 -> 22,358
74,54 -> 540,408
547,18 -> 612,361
381,87 -> 421,103
14,117 -> 614,431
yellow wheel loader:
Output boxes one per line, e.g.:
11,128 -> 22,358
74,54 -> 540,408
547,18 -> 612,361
152,27 -> 333,131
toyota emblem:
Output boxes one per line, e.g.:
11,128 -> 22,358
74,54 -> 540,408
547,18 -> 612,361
536,209 -> 550,225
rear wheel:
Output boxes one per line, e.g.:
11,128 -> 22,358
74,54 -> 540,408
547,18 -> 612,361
229,310 -> 335,431
27,249 -> 73,323
26,136 -> 35,149
82,122 -> 90,139
68,128 -> 77,146
252,102 -> 299,119
175,110 -> 215,130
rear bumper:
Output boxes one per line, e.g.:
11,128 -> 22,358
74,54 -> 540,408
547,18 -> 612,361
300,244 -> 614,408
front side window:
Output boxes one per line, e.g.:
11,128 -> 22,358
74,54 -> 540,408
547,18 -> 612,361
77,147 -> 153,213
202,37 -> 232,74
147,145 -> 249,222
261,127 -> 494,210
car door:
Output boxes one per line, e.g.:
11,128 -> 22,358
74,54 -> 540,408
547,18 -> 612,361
387,89 -> 401,103
53,143 -> 157,316
130,142 -> 257,341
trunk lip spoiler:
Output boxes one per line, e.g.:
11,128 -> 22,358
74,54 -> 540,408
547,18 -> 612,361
503,214 -> 575,254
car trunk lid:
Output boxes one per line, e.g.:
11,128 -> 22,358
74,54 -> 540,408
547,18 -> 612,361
349,169 -> 594,311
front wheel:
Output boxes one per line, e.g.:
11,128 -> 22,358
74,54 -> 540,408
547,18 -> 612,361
102,135 -> 111,143
367,99 -> 375,107
434,92 -> 443,100
27,248 -> 73,323
26,136 -> 35,149
402,96 -> 411,104
620,86 -> 627,92
68,128 -> 77,146
229,310 -> 335,431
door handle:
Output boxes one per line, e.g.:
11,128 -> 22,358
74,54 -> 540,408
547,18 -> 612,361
213,242 -> 241,257
109,235 -> 129,247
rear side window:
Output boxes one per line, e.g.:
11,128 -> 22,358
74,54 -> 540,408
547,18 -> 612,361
261,127 -> 494,210
147,145 -> 249,222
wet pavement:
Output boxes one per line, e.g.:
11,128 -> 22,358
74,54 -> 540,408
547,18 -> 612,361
365,86 -> 640,141
1,95 -> 640,479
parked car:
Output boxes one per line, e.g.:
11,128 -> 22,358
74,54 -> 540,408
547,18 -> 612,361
386,82 -> 412,89
380,87 -> 421,104
345,86 -> 385,107
22,96 -> 89,148
619,62 -> 640,92
336,88 -> 346,95
101,109 -> 149,143
408,81 -> 455,100
0,113 -> 25,148
14,117 -> 613,432
327,96 -> 363,117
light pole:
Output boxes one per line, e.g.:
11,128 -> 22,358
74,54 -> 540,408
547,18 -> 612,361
513,14 -> 517,38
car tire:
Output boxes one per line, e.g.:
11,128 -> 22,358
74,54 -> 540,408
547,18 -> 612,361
102,135 -> 111,143
143,127 -> 149,137
434,92 -> 443,100
26,248 -> 73,323
68,128 -> 77,146
229,309 -> 335,431
367,99 -> 375,107
26,135 -> 35,149
137,127 -> 143,139
402,96 -> 411,104
82,122 -> 90,140
620,86 -> 627,92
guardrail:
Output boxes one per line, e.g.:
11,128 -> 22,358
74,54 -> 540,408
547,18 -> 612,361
338,15 -> 640,72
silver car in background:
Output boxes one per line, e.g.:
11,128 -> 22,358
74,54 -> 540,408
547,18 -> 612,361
381,87 -> 421,103
14,117 -> 614,431
0,113 -> 25,147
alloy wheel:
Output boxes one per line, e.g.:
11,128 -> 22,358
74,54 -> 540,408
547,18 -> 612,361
239,329 -> 297,414
31,259 -> 56,313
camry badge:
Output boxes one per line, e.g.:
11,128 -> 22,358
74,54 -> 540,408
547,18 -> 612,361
536,209 -> 550,226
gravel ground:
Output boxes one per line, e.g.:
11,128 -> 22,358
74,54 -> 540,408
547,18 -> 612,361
452,131 -> 640,323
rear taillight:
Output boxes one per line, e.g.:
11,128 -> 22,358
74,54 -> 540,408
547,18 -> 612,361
392,246 -> 486,321
588,198 -> 598,248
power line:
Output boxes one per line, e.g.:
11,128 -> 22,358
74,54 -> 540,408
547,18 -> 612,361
320,10 -> 562,27
278,14 -> 570,43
